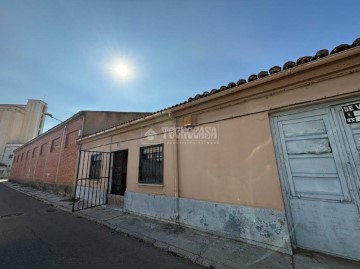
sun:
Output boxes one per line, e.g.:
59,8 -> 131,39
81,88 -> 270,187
114,63 -> 129,78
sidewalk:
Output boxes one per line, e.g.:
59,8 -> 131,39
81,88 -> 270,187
4,181 -> 360,269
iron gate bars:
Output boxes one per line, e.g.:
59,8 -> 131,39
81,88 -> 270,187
72,150 -> 111,212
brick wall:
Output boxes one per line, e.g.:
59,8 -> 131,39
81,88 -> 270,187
10,116 -> 83,189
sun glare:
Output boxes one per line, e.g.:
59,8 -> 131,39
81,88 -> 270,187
114,63 -> 129,78
108,59 -> 134,82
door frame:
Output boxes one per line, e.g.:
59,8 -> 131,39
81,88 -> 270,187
270,95 -> 360,250
109,149 -> 128,196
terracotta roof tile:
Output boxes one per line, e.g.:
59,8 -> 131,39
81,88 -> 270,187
352,37 -> 360,47
283,61 -> 296,70
227,82 -> 237,88
248,74 -> 258,82
258,71 -> 269,78
296,56 -> 312,65
236,79 -> 247,85
203,91 -> 210,97
330,44 -> 352,55
312,49 -> 329,60
269,66 -> 281,74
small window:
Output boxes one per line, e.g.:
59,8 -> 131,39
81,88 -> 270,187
50,138 -> 60,152
26,150 -> 30,160
50,140 -> 55,152
40,143 -> 47,155
8,154 -> 13,159
65,130 -> 77,148
89,153 -> 102,180
139,144 -> 163,184
32,147 -> 38,158
21,153 -> 24,161
65,134 -> 69,148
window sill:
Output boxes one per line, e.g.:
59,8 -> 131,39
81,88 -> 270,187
137,183 -> 164,187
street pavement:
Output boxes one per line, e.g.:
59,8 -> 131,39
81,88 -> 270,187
0,183 -> 201,269
3,181 -> 360,269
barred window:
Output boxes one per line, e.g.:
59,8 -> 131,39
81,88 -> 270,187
89,153 -> 102,180
139,144 -> 163,184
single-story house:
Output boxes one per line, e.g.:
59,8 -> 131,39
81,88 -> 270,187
75,37 -> 360,260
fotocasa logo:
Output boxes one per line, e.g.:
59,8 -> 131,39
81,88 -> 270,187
162,126 -> 218,140
144,128 -> 157,141
142,126 -> 219,145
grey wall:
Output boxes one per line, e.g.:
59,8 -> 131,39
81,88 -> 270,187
83,111 -> 151,136
124,192 -> 177,221
124,191 -> 292,254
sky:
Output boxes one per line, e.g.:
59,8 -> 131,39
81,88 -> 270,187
1,0 -> 360,131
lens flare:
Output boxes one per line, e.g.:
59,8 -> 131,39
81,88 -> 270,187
114,64 -> 129,77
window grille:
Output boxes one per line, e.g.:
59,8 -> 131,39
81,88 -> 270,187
89,153 -> 102,180
139,144 -> 164,184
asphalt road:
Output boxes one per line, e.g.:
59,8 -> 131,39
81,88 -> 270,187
0,183 -> 201,269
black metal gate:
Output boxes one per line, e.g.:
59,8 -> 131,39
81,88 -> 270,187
72,150 -> 111,212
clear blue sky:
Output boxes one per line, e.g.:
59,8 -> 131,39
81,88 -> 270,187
1,0 -> 359,131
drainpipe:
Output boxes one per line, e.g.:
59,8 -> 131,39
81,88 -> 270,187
169,112 -> 180,223
175,132 -> 180,223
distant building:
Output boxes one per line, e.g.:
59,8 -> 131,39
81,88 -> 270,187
0,99 -> 47,178
10,111 -> 150,193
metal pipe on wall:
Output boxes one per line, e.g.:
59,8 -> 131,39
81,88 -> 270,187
171,115 -> 180,222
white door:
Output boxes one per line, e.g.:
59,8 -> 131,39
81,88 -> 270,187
272,105 -> 360,260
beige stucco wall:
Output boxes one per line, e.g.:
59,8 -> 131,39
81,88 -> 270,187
176,70 -> 360,211
78,112 -> 285,210
80,119 -> 177,197
178,113 -> 283,210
